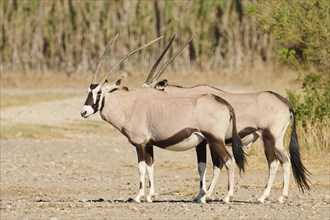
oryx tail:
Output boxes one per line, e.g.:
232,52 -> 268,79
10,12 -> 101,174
269,91 -> 311,192
230,107 -> 247,172
227,102 -> 246,173
289,111 -> 311,192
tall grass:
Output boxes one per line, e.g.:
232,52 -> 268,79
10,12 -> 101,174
296,120 -> 329,153
1,0 -> 275,75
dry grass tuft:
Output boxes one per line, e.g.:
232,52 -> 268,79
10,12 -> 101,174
296,120 -> 329,153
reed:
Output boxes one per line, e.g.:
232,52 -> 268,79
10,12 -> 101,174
1,0 -> 276,75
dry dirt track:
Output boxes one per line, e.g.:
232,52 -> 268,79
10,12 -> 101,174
1,87 -> 329,219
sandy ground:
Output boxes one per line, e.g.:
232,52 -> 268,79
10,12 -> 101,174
1,85 -> 329,219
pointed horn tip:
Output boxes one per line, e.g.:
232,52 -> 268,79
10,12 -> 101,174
152,36 -> 193,81
91,33 -> 120,84
100,35 -> 164,84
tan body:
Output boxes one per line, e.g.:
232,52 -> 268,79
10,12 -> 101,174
101,88 -> 231,146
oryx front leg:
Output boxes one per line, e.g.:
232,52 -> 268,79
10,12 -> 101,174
134,145 -> 147,203
203,135 -> 232,203
194,140 -> 207,203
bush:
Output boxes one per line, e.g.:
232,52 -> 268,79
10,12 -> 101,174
254,0 -> 330,124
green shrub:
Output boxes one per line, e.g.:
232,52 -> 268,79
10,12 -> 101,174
255,0 -> 330,124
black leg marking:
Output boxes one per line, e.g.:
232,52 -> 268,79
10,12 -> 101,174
195,140 -> 207,164
146,145 -> 154,166
262,129 -> 276,166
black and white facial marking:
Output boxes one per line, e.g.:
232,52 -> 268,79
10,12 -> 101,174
81,84 -> 103,118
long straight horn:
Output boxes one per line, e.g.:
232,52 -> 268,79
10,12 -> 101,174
145,35 -> 176,85
91,34 -> 119,84
99,36 -> 164,84
153,37 -> 192,81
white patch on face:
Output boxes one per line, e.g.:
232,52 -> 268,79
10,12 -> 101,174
166,132 -> 204,151
81,85 -> 103,118
92,85 -> 101,104
81,105 -> 94,118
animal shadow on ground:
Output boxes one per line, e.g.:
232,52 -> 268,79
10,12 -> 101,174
33,197 -> 260,204
32,198 -> 259,204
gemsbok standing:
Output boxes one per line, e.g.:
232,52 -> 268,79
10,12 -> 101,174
143,36 -> 311,204
80,35 -> 246,203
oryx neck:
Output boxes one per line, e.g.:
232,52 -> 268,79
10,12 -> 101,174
100,89 -> 137,132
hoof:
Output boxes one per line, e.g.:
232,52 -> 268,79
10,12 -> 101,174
193,195 -> 207,204
278,196 -> 287,204
223,196 -> 232,204
194,191 -> 206,203
146,195 -> 154,203
127,198 -> 141,203
258,196 -> 269,204
257,198 -> 265,204
133,197 -> 142,203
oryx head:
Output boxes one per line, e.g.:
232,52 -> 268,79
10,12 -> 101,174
143,35 -> 192,89
81,35 -> 162,118
81,77 -> 123,118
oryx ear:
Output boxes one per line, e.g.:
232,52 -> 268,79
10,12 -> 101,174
106,85 -> 119,93
115,76 -> 124,86
105,76 -> 124,93
155,79 -> 168,90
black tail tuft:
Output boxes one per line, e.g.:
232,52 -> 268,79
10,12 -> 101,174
230,111 -> 247,174
290,113 -> 311,192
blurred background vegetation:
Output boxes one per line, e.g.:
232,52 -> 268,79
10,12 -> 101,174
1,0 -> 276,73
1,0 -> 329,150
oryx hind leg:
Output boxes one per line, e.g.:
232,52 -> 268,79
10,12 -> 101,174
194,140 -> 208,203
134,144 -> 153,203
275,121 -> 291,203
202,134 -> 232,203
259,129 -> 280,203
204,146 -> 222,202
224,145 -> 236,204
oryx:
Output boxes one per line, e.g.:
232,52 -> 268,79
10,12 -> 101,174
143,36 -> 311,204
80,35 -> 246,203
